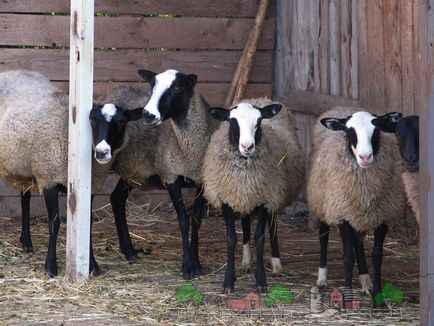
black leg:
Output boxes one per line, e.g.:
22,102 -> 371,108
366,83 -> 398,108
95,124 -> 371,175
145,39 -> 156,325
241,215 -> 252,272
190,186 -> 204,275
254,206 -> 268,293
167,180 -> 193,279
222,204 -> 237,293
338,220 -> 356,304
43,186 -> 60,276
110,179 -> 140,262
268,214 -> 282,274
89,195 -> 101,276
20,191 -> 33,252
317,221 -> 330,287
353,231 -> 372,294
372,223 -> 388,302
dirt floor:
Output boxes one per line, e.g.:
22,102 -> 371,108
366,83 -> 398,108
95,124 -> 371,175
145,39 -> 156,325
0,195 -> 420,325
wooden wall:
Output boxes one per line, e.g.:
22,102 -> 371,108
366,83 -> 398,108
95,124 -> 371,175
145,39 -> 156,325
0,0 -> 276,216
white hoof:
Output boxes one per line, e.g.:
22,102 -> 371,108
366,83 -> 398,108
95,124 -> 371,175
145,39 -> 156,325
317,267 -> 328,287
271,257 -> 282,274
359,274 -> 373,295
241,243 -> 251,272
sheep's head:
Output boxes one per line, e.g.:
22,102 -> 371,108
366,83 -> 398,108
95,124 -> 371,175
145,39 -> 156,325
210,103 -> 282,157
321,111 -> 402,168
137,69 -> 197,126
89,103 -> 142,164
372,115 -> 419,172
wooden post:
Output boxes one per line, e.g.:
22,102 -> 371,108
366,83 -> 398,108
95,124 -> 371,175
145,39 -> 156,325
66,0 -> 94,283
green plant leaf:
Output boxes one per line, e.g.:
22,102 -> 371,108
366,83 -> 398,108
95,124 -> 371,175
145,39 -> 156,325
381,283 -> 404,304
175,282 -> 202,305
265,284 -> 293,307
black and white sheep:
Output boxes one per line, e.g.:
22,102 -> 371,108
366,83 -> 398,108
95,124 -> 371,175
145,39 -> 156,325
372,115 -> 419,223
0,70 -> 142,276
307,107 -> 406,304
202,99 -> 305,293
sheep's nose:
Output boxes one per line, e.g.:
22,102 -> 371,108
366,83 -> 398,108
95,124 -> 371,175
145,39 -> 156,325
358,154 -> 372,162
95,149 -> 110,159
407,153 -> 417,162
241,143 -> 254,151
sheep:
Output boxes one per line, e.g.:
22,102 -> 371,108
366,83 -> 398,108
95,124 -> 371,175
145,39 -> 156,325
306,106 -> 406,305
372,115 -> 419,223
93,69 -> 220,279
202,99 -> 305,293
0,70 -> 143,276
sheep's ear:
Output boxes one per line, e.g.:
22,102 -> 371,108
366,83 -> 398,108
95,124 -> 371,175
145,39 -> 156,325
260,104 -> 282,119
137,69 -> 156,82
125,108 -> 143,122
371,117 -> 397,133
320,117 -> 348,131
186,74 -> 197,87
210,107 -> 230,121
382,111 -> 402,123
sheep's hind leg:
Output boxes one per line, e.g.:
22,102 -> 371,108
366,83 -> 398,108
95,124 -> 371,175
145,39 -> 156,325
241,215 -> 252,272
110,179 -> 146,262
338,220 -> 356,307
371,223 -> 388,306
317,222 -> 330,287
190,186 -> 204,275
43,186 -> 60,276
268,214 -> 282,274
20,190 -> 33,252
167,180 -> 194,279
255,206 -> 268,293
89,195 -> 101,276
222,204 -> 237,293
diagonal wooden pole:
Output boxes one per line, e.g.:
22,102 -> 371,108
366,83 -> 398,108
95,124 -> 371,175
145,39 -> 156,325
66,0 -> 94,283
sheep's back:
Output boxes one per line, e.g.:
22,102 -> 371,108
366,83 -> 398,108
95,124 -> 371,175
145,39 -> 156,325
307,107 -> 406,232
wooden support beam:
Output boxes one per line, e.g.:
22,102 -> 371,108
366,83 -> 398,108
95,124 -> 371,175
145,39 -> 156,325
66,0 -> 94,283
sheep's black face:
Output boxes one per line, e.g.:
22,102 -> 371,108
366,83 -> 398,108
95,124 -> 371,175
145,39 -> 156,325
372,115 -> 419,172
137,69 -> 197,126
210,103 -> 282,157
89,103 -> 142,164
322,111 -> 402,168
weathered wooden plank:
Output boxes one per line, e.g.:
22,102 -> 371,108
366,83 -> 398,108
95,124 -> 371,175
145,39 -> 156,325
0,0 -> 276,18
350,0 -> 358,100
66,0 -> 94,282
366,0 -> 385,112
317,0 -> 329,94
400,0 -> 415,115
274,89 -> 360,116
357,0 -> 369,106
429,0 -> 434,72
383,0 -> 402,112
0,48 -> 273,83
0,15 -> 275,50
52,81 -> 273,107
340,0 -> 352,98
329,0 -> 341,96
308,0 -> 319,92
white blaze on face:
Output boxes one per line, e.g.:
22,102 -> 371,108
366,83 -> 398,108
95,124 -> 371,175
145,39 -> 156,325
101,103 -> 117,122
229,103 -> 261,157
143,69 -> 178,123
94,139 -> 112,164
345,111 -> 376,168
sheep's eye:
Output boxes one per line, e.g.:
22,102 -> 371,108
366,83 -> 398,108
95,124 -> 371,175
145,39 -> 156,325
89,118 -> 97,126
172,85 -> 180,90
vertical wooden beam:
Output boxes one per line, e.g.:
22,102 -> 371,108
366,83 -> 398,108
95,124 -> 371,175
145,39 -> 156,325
357,0 -> 368,105
419,0 -> 433,323
317,0 -> 329,95
66,0 -> 94,283
400,0 -> 415,115
329,0 -> 341,96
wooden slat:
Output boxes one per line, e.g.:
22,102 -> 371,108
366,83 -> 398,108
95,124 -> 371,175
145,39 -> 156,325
275,89 -> 360,116
383,0 -> 402,112
340,0 -> 352,98
0,15 -> 275,50
429,0 -> 434,71
317,0 -> 329,94
400,0 -> 415,115
0,0 -> 275,18
357,0 -> 369,106
0,49 -> 273,83
52,81 -> 273,107
350,0 -> 358,100
329,0 -> 341,96
366,0 -> 385,112
307,0 -> 319,92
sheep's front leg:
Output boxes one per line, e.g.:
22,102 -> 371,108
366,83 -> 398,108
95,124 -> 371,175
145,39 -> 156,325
110,179 -> 141,262
338,220 -> 356,307
167,181 -> 193,279
89,195 -> 101,276
372,223 -> 388,305
190,186 -> 204,275
255,206 -> 268,293
20,190 -> 33,252
43,186 -> 60,276
353,232 -> 372,295
317,221 -> 330,287
222,204 -> 237,293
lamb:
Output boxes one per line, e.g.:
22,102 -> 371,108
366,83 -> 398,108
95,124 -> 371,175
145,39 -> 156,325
372,115 -> 419,223
0,70 -> 142,276
306,107 -> 406,305
202,99 -> 305,293
92,69 -> 220,279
